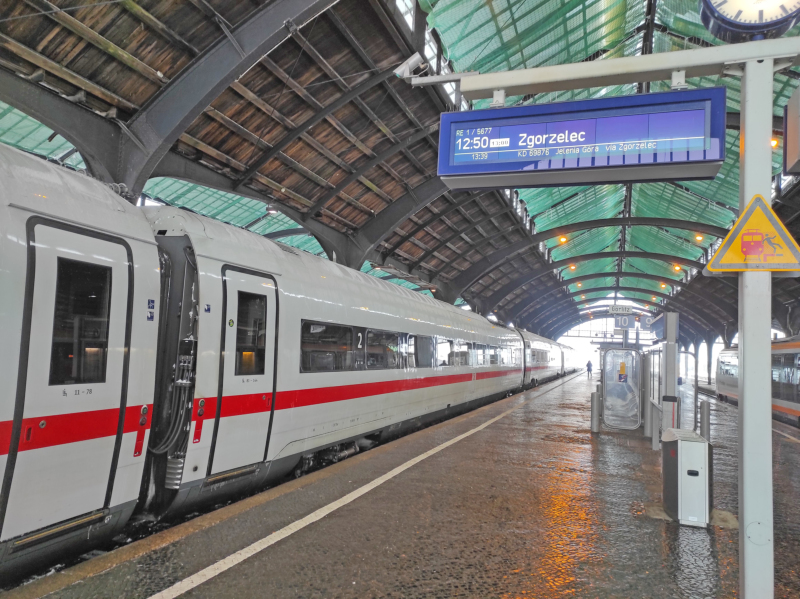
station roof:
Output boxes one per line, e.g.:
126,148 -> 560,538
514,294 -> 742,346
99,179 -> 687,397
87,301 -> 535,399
2,0 -> 800,344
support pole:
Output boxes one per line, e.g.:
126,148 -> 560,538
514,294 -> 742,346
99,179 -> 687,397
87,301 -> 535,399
651,403 -> 660,451
644,354 -> 653,438
700,400 -> 711,442
591,392 -> 600,434
662,314 -> 679,433
739,58 -> 775,598
707,337 -> 715,385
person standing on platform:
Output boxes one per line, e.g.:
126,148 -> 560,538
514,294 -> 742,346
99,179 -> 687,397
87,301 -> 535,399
586,360 -> 593,378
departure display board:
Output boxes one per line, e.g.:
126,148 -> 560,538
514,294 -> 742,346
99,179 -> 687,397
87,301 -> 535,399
438,88 -> 726,190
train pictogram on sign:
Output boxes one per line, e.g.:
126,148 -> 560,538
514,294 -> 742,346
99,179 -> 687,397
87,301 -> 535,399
707,194 -> 800,272
741,229 -> 784,262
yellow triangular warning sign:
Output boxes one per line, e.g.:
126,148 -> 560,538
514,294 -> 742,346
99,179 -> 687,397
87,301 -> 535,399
707,194 -> 800,272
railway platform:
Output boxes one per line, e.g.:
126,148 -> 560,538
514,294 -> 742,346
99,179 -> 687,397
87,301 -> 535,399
5,373 -> 800,599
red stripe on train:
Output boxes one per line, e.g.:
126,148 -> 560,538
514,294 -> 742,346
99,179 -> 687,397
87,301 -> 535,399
0,405 -> 152,456
0,367 -> 523,453
274,369 -> 520,410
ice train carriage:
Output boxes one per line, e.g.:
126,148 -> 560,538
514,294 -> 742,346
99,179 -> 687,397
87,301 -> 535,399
716,339 -> 800,427
517,330 -> 570,387
560,343 -> 579,375
0,144 -> 574,577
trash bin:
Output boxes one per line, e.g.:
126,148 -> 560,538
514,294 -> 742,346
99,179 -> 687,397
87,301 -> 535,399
662,428 -> 712,527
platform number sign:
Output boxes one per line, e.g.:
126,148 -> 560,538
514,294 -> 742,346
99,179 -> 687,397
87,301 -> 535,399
639,315 -> 656,331
614,315 -> 636,329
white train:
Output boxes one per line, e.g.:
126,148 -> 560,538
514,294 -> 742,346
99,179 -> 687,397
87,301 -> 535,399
0,144 -> 577,579
716,339 -> 800,427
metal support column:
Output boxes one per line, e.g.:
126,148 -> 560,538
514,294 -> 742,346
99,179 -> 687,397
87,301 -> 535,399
700,400 -> 711,441
739,58 -> 775,597
707,338 -> 715,385
643,353 -> 651,435
662,315 -> 679,433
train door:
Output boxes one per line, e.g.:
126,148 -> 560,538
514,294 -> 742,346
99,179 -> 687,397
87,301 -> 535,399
1,224 -> 132,540
771,354 -> 783,400
524,341 -> 532,386
209,268 -> 277,475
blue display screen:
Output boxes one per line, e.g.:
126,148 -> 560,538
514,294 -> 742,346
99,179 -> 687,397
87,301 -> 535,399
438,88 -> 726,184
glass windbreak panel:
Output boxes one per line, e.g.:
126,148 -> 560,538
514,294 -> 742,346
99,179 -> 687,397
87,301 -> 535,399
367,330 -> 401,369
301,322 -> 353,372
678,351 -> 698,430
436,338 -> 453,367
651,351 -> 661,405
602,349 -> 641,430
235,291 -> 266,376
414,335 -> 434,368
49,258 -> 112,386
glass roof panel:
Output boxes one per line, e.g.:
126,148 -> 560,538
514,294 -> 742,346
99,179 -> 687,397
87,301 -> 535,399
0,101 -> 85,169
551,225 -> 620,261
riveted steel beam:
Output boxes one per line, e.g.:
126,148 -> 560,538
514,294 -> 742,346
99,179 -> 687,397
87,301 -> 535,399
506,271 -> 737,324
119,0 -> 337,195
264,228 -> 309,239
0,68 -> 120,182
480,218 -> 728,313
445,247 -> 705,305
522,286 -> 722,335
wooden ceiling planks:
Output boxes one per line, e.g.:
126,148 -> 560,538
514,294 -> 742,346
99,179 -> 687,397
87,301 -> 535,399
0,0 -> 537,304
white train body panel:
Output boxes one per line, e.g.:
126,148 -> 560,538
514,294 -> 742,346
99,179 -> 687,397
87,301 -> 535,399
0,145 -> 574,578
716,341 -> 800,423
144,206 -> 524,476
518,329 -> 564,384
0,145 -> 159,542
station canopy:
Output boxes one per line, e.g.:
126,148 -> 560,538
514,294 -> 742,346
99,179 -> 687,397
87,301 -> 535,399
2,0 -> 800,345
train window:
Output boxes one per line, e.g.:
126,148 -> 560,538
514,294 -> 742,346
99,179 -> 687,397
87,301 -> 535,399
235,292 -> 266,376
366,330 -> 401,369
452,340 -> 470,366
500,347 -> 511,366
49,258 -> 112,386
413,335 -> 434,368
489,346 -> 499,365
474,343 -> 487,366
437,338 -> 454,367
513,348 -> 522,366
781,354 -> 796,403
300,321 -> 353,372
772,354 -> 782,399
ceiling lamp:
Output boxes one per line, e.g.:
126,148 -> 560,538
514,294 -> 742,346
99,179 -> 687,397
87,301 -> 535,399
772,138 -> 779,149
660,283 -> 666,288
560,236 -> 568,243
673,264 -> 682,272
695,234 -> 704,242
570,264 -> 576,270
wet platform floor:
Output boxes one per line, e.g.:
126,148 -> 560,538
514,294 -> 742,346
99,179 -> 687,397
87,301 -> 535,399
6,372 -> 800,599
